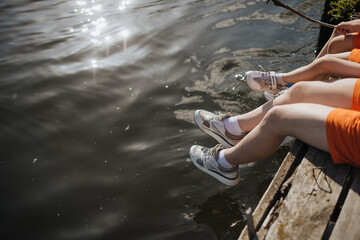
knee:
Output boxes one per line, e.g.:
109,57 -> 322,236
275,82 -> 308,105
287,82 -> 308,102
331,28 -> 341,38
311,55 -> 333,72
328,35 -> 346,54
260,106 -> 285,132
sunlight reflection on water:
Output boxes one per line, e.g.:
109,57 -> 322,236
74,0 -> 132,61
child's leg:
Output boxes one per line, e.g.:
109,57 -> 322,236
327,34 -> 356,55
237,78 -> 357,132
316,29 -> 355,59
224,103 -> 334,165
244,52 -> 354,92
316,28 -> 341,59
281,52 -> 360,84
245,33 -> 357,91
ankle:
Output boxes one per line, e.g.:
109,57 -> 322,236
223,116 -> 244,136
218,149 -> 236,169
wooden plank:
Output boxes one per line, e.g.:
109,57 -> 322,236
264,148 -> 351,240
329,168 -> 360,240
238,140 -> 307,240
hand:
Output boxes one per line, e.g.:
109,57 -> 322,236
336,19 -> 360,35
336,24 -> 350,35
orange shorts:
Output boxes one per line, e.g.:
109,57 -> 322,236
349,48 -> 360,63
326,78 -> 360,167
353,32 -> 360,49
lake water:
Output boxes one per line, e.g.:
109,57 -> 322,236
0,0 -> 324,239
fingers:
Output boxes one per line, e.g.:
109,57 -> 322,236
336,26 -> 350,35
335,22 -> 352,35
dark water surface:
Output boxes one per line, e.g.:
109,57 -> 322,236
0,0 -> 323,239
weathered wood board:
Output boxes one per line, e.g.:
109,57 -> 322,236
329,168 -> 360,240
239,144 -> 355,240
238,140 -> 307,240
264,148 -> 351,240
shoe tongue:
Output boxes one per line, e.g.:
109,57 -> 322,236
213,144 -> 224,159
219,112 -> 231,121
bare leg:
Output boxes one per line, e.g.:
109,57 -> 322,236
327,34 -> 355,55
316,29 -> 340,58
316,29 -> 354,59
238,78 -> 357,132
225,104 -> 334,165
281,52 -> 360,84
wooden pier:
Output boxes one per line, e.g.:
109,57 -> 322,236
238,140 -> 360,240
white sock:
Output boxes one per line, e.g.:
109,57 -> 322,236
223,116 -> 243,135
276,73 -> 286,86
218,149 -> 236,169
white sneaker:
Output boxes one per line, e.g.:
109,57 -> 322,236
194,110 -> 245,148
190,144 -> 240,186
245,71 -> 284,95
264,89 -> 287,101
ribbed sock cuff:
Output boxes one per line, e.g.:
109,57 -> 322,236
223,116 -> 243,136
277,73 -> 286,86
218,149 -> 235,169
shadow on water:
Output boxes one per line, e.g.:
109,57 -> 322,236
194,191 -> 245,240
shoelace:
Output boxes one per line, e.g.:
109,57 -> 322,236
259,65 -> 282,91
261,72 -> 274,88
205,144 -> 221,160
209,112 -> 224,121
258,65 -> 276,88
208,113 -> 226,125
258,64 -> 267,72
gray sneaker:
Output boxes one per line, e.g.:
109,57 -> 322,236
190,144 -> 240,186
245,70 -> 284,95
194,109 -> 245,148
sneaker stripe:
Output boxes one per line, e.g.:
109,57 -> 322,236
209,169 -> 239,181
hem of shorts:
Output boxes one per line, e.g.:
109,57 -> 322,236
325,109 -> 342,164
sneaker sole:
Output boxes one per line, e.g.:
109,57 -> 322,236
190,146 -> 240,187
194,111 -> 234,148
